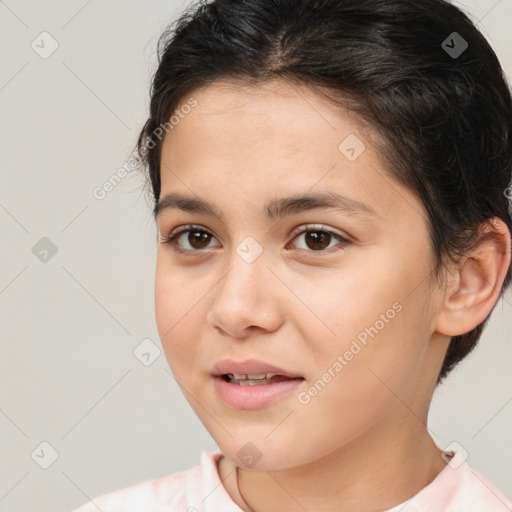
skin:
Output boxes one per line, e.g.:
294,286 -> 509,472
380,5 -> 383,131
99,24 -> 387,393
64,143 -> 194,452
154,78 -> 511,512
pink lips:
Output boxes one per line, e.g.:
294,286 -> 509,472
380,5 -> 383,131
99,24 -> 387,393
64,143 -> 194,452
211,358 -> 305,410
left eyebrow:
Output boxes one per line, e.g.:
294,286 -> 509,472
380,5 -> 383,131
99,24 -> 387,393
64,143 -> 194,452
264,191 -> 378,220
154,191 -> 379,221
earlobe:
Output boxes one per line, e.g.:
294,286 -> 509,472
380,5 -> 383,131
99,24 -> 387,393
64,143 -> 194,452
435,218 -> 511,337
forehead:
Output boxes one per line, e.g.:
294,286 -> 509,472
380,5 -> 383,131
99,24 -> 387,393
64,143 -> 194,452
169,78 -> 371,135
160,79 -> 376,176
158,79 -> 424,226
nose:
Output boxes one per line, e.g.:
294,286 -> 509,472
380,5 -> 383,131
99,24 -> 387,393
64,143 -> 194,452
207,250 -> 284,339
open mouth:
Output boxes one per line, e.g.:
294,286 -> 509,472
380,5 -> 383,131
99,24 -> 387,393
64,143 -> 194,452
221,373 -> 301,385
211,359 -> 305,408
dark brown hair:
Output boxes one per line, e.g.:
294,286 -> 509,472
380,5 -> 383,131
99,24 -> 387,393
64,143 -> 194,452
135,0 -> 512,385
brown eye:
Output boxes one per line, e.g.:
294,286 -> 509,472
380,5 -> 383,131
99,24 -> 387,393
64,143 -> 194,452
187,230 -> 211,249
161,225 -> 220,252
304,231 -> 332,250
291,226 -> 350,253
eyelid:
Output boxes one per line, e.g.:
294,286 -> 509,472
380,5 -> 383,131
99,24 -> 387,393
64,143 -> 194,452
160,223 -> 351,254
166,223 -> 212,239
159,223 -> 219,250
289,223 -> 349,241
162,223 -> 348,241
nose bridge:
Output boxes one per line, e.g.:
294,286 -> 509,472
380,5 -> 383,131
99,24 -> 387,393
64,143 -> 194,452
220,238 -> 269,303
208,236 -> 282,335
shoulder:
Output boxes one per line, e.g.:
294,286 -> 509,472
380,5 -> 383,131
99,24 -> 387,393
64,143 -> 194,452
70,452 -> 222,512
448,457 -> 512,512
392,451 -> 512,512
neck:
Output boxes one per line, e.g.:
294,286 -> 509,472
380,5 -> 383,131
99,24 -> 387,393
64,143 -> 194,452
232,417 -> 447,512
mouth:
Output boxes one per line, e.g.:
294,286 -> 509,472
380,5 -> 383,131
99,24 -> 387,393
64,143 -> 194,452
220,373 -> 301,385
211,359 -> 305,409
212,358 -> 303,379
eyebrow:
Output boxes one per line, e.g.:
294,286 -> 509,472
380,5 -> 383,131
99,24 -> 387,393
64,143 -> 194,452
154,191 -> 378,222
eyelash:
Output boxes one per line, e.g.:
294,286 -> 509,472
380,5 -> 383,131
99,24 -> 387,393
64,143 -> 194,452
159,223 -> 351,256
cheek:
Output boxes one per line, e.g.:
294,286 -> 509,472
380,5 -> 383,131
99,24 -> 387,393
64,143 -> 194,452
154,266 -> 178,337
299,261 -> 431,397
296,265 -> 407,356
154,255 -> 205,331
290,307 -> 424,456
154,263 -> 204,374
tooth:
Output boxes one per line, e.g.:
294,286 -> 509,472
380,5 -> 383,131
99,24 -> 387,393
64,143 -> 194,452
246,373 -> 266,379
233,373 -> 246,379
240,379 -> 271,386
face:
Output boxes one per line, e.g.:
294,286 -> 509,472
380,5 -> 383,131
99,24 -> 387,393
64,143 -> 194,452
155,79 -> 447,470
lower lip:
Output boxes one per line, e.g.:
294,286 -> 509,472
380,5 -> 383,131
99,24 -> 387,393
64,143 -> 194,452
213,376 -> 305,409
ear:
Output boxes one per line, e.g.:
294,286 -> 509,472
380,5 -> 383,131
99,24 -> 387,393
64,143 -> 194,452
435,218 -> 511,337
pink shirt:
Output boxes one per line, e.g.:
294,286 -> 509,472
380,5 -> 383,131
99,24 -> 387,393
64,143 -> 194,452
71,450 -> 512,511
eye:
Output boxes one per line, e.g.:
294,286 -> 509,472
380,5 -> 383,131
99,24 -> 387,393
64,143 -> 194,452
288,224 -> 350,253
160,224 -> 220,253
160,223 -> 350,255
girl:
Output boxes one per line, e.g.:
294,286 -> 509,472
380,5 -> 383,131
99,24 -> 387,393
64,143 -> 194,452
72,0 -> 512,510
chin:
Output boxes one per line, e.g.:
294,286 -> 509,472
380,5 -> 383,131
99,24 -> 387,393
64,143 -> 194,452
219,438 -> 309,471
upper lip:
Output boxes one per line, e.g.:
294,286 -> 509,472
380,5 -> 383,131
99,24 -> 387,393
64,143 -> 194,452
212,359 -> 303,378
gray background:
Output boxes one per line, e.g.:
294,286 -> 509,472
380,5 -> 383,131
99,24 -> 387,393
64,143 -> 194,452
0,1 -> 511,511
